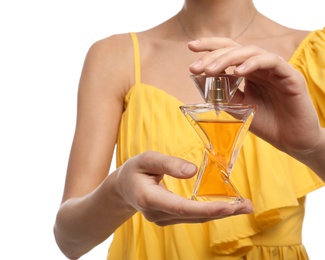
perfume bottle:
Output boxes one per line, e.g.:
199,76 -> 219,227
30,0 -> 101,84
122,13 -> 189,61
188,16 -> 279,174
180,74 -> 256,204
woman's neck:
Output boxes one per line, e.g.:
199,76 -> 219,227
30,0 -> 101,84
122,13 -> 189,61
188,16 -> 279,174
179,0 -> 257,40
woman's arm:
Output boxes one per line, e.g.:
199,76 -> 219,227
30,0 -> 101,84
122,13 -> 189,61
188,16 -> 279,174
188,37 -> 325,179
54,35 -> 132,259
54,35 -> 253,260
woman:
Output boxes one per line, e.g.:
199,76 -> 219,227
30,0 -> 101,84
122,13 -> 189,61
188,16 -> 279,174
54,0 -> 325,259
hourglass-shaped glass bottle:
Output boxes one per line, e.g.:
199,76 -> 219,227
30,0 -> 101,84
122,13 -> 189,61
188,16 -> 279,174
180,74 -> 256,204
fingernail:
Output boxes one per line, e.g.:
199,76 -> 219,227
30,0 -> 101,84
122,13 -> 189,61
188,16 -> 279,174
235,64 -> 246,72
180,163 -> 197,175
189,59 -> 203,68
188,40 -> 200,45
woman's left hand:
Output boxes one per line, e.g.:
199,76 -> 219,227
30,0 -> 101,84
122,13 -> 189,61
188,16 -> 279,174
187,37 -> 323,165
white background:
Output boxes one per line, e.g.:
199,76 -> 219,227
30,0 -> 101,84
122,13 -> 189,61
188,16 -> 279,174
1,1 -> 324,259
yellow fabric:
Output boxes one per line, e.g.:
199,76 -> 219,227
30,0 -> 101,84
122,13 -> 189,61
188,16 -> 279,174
108,29 -> 325,259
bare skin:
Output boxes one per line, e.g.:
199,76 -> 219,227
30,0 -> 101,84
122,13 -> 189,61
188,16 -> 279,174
54,0 -> 323,259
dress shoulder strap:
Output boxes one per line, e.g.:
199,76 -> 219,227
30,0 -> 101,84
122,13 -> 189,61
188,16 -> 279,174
130,32 -> 141,85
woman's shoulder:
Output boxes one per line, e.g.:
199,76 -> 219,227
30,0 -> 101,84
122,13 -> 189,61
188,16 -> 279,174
92,33 -> 134,63
79,33 -> 136,99
88,33 -> 134,58
290,27 -> 325,57
252,15 -> 312,60
290,27 -> 325,65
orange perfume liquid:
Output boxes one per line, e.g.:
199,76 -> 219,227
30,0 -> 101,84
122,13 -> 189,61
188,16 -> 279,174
193,120 -> 243,200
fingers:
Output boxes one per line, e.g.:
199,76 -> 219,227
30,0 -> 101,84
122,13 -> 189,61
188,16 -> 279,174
188,38 -> 241,75
153,198 -> 254,226
141,183 -> 253,226
189,44 -> 270,75
188,37 -> 239,52
188,39 -> 296,81
116,151 -> 197,212
120,151 -> 254,226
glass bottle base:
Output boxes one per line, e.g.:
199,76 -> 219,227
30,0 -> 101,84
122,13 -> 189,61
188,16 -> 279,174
190,149 -> 244,204
190,195 -> 243,204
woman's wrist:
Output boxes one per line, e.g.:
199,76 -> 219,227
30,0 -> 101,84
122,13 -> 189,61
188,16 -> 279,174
101,169 -> 137,214
294,128 -> 325,180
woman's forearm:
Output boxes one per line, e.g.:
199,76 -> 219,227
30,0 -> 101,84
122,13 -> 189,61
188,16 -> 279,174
53,170 -> 136,259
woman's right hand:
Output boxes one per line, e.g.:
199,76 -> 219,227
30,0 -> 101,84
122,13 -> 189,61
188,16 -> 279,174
115,151 -> 253,226
54,36 -> 254,260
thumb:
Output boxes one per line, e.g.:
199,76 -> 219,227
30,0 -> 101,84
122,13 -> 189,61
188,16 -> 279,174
135,151 -> 198,179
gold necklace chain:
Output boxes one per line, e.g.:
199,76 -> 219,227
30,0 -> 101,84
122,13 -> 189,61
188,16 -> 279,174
177,10 -> 258,41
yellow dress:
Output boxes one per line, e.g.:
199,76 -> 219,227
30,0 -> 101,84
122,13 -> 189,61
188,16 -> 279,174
108,29 -> 325,260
